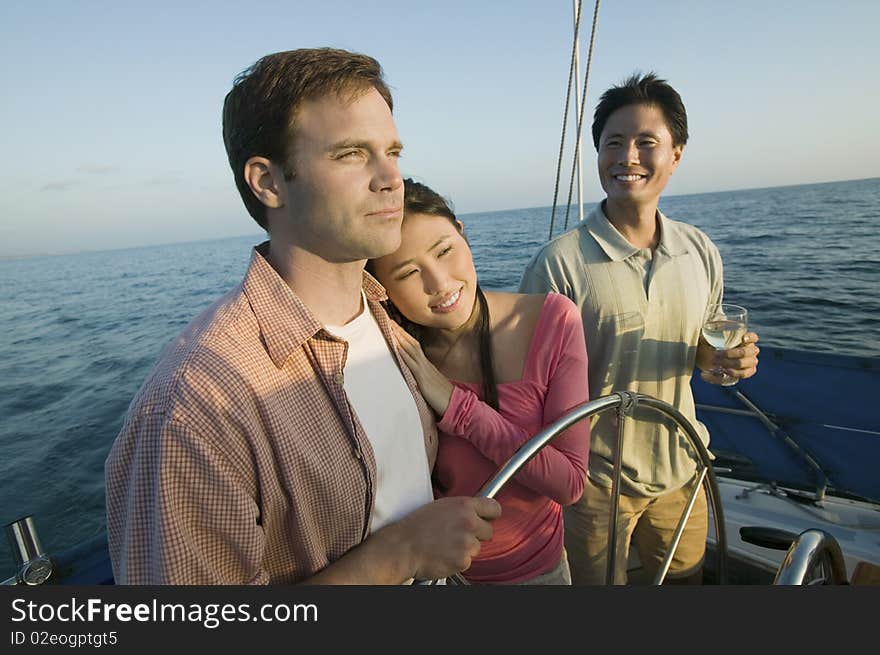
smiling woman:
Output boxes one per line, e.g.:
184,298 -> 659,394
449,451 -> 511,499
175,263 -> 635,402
367,178 -> 592,585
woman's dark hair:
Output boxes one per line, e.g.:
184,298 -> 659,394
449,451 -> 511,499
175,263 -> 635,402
368,178 -> 499,411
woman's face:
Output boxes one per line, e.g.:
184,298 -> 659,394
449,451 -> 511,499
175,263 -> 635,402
370,212 -> 478,330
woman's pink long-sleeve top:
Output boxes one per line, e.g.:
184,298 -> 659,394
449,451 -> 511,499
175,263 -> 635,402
434,292 -> 590,583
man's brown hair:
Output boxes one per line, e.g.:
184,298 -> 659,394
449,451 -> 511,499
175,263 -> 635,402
222,48 -> 394,229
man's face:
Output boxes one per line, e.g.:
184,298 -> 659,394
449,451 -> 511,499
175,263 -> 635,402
597,103 -> 682,207
281,87 -> 404,262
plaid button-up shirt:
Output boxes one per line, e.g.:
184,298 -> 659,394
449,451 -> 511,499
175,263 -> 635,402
105,243 -> 438,584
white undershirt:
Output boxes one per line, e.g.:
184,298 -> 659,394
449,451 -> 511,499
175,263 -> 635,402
325,294 -> 434,533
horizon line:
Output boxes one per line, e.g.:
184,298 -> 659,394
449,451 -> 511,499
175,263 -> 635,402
463,175 -> 880,218
3,175 -> 877,261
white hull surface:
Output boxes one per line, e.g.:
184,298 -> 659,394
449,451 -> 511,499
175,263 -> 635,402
708,477 -> 880,580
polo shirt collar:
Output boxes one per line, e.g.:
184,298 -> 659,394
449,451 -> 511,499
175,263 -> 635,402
586,204 -> 639,262
586,203 -> 689,261
243,241 -> 389,368
656,210 -> 689,257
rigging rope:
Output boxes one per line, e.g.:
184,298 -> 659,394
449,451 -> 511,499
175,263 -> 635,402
549,0 -> 601,240
564,0 -> 601,232
547,0 -> 584,241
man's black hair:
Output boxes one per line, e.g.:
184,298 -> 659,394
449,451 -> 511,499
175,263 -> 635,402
591,72 -> 688,150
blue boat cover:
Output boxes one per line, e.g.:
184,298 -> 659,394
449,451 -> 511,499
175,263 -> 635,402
693,346 -> 880,502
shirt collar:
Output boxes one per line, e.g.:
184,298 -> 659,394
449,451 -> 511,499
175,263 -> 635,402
585,203 -> 689,261
242,241 -> 389,368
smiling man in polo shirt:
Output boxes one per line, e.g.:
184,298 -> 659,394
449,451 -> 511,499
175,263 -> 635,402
105,48 -> 500,584
520,73 -> 760,584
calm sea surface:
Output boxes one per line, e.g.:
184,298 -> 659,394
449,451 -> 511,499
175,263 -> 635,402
1,177 -> 879,572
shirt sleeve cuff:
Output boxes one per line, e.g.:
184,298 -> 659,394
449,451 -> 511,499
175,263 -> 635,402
436,384 -> 474,436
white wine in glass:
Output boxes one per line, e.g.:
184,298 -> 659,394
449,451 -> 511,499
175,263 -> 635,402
702,303 -> 748,387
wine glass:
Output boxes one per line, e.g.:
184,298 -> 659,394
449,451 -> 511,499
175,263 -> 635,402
702,303 -> 748,387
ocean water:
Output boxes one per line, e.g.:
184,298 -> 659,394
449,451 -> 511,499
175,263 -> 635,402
1,177 -> 878,573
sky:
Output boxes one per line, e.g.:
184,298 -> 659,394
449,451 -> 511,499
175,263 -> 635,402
1,0 -> 878,257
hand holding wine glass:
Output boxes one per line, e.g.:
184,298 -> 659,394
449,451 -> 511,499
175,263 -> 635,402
702,303 -> 749,387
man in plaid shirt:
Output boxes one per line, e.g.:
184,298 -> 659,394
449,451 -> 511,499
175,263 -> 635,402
105,48 -> 500,584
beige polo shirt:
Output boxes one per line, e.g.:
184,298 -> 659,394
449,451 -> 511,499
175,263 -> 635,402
519,204 -> 723,497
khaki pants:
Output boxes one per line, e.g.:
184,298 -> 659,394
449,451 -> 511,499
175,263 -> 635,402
564,477 -> 708,585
